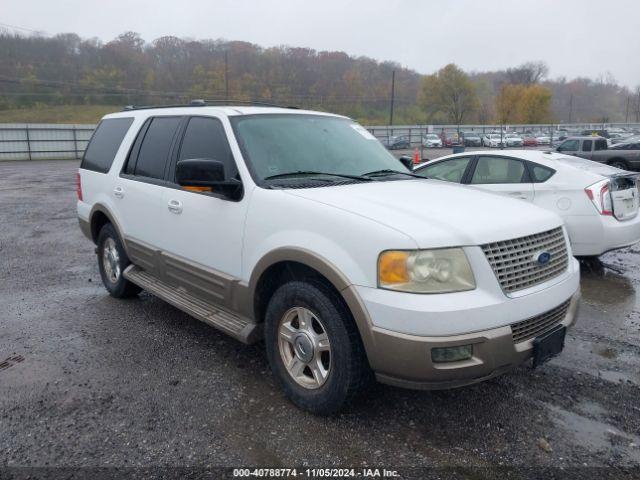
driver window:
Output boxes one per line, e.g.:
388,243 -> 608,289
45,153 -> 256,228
559,139 -> 578,151
416,157 -> 470,183
177,117 -> 237,180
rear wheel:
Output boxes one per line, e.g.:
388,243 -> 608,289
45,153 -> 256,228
264,280 -> 371,415
97,223 -> 141,298
609,159 -> 628,170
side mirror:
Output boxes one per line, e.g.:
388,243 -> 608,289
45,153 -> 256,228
398,155 -> 413,171
176,158 -> 242,199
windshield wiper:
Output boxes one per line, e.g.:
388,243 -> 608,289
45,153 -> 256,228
363,169 -> 425,179
263,171 -> 373,182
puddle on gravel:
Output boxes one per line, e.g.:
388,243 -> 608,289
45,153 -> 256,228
579,249 -> 640,344
581,271 -> 635,306
546,403 -> 640,462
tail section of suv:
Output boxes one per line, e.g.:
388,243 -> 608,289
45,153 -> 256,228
78,103 -> 580,415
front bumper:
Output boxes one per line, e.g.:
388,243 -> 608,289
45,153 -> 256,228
366,292 -> 579,390
356,253 -> 580,389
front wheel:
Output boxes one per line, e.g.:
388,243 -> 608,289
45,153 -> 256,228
264,280 -> 371,415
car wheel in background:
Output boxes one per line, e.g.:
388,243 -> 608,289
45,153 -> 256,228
609,159 -> 629,170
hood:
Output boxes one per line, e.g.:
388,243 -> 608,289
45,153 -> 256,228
284,180 -> 562,248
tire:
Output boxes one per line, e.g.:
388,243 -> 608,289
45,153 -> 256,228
96,223 -> 141,298
609,159 -> 628,170
264,280 -> 371,415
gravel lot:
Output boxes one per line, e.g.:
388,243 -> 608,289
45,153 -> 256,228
1,160 -> 640,478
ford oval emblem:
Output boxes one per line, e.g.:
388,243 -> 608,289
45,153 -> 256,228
533,251 -> 552,265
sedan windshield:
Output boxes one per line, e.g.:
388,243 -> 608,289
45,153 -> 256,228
231,114 -> 408,184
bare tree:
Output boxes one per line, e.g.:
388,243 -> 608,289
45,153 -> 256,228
506,61 -> 549,85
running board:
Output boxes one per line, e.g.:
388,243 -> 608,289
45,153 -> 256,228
123,265 -> 261,344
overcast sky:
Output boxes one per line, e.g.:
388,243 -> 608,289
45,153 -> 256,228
3,0 -> 639,87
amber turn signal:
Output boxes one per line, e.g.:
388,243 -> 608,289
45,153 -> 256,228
378,251 -> 410,285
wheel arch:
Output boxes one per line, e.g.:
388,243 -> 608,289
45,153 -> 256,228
248,247 -> 376,360
607,157 -> 629,168
88,204 -> 128,253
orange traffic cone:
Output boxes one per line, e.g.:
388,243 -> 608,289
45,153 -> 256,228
413,148 -> 421,165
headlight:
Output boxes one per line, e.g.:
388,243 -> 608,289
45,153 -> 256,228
378,248 -> 476,293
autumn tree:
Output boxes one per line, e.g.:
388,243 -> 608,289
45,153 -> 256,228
495,84 -> 524,124
518,85 -> 553,123
419,64 -> 478,128
496,84 -> 553,124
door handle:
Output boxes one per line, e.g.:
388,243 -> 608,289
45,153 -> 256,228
113,186 -> 124,199
508,192 -> 528,199
167,199 -> 183,214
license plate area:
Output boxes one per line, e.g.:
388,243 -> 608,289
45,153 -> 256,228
611,176 -> 639,220
532,325 -> 566,368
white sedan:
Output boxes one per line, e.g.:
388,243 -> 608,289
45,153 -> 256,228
482,134 -> 505,148
504,133 -> 524,147
536,134 -> 551,145
414,150 -> 640,257
422,133 -> 443,148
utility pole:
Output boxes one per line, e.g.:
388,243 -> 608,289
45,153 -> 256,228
389,70 -> 395,126
568,94 -> 573,123
224,50 -> 229,101
625,96 -> 630,124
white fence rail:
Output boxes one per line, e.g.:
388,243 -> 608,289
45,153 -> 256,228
1,122 -> 639,161
0,124 -> 96,161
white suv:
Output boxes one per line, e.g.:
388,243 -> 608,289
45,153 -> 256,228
77,102 -> 580,415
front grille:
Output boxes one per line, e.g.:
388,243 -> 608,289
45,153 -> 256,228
511,300 -> 571,343
482,227 -> 568,294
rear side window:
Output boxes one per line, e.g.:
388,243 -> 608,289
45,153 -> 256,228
134,117 -> 182,179
595,139 -> 608,151
582,140 -> 593,152
81,118 -> 133,173
178,117 -> 237,178
471,156 -> 526,184
530,164 -> 555,182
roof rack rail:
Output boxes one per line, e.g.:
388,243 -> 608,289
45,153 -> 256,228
122,99 -> 299,112
197,99 -> 299,109
122,103 -> 196,111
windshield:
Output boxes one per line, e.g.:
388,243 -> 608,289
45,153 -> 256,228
426,134 -> 439,139
231,114 -> 407,184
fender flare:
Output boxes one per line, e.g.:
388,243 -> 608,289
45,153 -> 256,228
88,203 -> 129,255
247,247 -> 377,358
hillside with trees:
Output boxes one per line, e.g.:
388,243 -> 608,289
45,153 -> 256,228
0,31 -> 637,125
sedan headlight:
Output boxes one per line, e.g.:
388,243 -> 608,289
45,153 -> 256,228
378,248 -> 476,293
